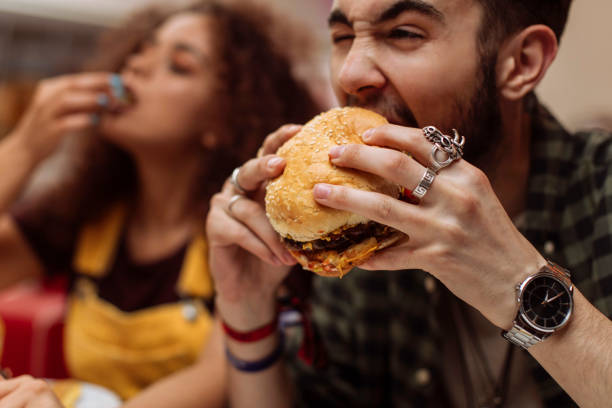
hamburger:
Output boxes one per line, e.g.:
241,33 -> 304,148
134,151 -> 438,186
265,107 -> 405,278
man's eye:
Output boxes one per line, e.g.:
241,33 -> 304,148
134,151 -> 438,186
389,29 -> 423,39
333,34 -> 355,44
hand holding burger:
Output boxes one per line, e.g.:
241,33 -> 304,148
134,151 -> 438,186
265,107 -> 405,277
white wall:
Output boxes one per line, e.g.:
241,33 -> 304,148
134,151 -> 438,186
537,0 -> 612,131
0,0 -> 190,26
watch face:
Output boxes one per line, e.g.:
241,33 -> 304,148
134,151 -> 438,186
520,275 -> 573,331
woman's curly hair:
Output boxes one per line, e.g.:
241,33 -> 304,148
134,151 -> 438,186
18,0 -> 321,242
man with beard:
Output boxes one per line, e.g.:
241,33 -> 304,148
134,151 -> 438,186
207,0 -> 612,406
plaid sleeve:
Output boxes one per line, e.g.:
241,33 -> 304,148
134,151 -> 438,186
526,125 -> 612,407
583,129 -> 612,317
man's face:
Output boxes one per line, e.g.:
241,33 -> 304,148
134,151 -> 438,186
328,0 -> 502,163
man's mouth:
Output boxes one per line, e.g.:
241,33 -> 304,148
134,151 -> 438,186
355,106 -> 415,128
345,96 -> 417,128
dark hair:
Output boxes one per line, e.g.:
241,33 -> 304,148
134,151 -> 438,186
18,0 -> 320,243
475,0 -> 573,55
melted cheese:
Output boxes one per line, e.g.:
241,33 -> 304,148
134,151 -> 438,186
290,237 -> 381,278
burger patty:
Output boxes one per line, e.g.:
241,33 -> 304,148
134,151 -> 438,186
283,221 -> 393,252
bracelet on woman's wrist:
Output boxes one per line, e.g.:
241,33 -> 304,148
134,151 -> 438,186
225,330 -> 285,373
221,315 -> 278,343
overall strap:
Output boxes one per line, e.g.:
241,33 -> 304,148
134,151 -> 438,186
175,230 -> 213,299
72,202 -> 213,299
72,203 -> 127,278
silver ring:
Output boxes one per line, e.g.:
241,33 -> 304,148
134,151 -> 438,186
422,126 -> 465,173
429,144 -> 455,173
230,167 -> 248,195
412,168 -> 436,200
226,194 -> 245,217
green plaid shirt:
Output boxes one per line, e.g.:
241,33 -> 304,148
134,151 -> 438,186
285,103 -> 612,407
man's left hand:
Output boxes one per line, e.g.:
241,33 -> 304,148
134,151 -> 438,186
312,124 -> 545,329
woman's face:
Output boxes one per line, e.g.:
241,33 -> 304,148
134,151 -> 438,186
100,12 -> 219,154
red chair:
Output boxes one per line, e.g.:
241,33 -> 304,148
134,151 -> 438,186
0,276 -> 69,378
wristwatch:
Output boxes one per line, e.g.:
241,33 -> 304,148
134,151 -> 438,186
502,260 -> 574,350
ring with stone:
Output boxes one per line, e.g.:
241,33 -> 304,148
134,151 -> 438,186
422,126 -> 465,173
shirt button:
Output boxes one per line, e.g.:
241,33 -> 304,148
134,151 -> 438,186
182,302 -> 198,322
543,240 -> 555,255
414,368 -> 431,386
424,276 -> 437,294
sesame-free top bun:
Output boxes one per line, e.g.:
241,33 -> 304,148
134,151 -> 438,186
265,107 -> 401,242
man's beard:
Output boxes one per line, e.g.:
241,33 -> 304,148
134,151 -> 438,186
346,51 -> 503,167
455,51 -> 503,165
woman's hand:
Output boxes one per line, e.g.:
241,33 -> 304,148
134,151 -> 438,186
0,376 -> 63,408
9,72 -> 113,164
206,125 -> 301,330
312,124 -> 546,329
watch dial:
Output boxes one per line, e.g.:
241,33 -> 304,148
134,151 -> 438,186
522,276 -> 572,330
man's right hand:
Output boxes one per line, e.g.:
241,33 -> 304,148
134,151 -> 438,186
8,72 -> 113,164
206,125 -> 301,330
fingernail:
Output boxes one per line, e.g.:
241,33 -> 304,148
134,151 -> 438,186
97,93 -> 109,107
272,256 -> 283,266
329,145 -> 345,160
362,129 -> 375,141
110,74 -> 124,99
313,183 -> 332,199
287,124 -> 301,132
267,157 -> 283,169
90,113 -> 100,126
110,73 -> 121,87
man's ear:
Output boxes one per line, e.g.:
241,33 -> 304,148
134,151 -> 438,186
496,25 -> 558,101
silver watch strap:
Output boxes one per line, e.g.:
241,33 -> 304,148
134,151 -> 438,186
503,324 -> 543,350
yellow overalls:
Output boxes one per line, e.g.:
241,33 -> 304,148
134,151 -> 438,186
63,203 -> 214,401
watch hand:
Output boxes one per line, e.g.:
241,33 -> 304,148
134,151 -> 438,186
542,290 -> 550,304
542,292 -> 564,305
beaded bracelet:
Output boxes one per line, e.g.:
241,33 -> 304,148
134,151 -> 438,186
225,331 -> 285,373
222,317 -> 278,343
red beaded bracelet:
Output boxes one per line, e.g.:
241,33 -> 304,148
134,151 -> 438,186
222,317 -> 278,343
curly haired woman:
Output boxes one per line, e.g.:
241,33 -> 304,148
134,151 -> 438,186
0,1 -> 320,406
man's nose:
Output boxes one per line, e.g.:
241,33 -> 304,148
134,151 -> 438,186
336,40 -> 386,97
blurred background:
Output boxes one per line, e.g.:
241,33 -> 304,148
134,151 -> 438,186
0,0 -> 609,394
0,0 -> 610,138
